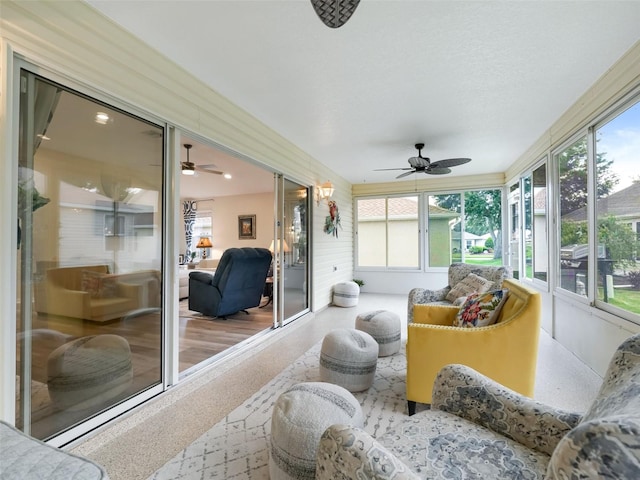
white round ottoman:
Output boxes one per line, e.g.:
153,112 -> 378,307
319,328 -> 378,392
333,281 -> 360,307
270,382 -> 364,480
47,334 -> 133,411
355,310 -> 402,356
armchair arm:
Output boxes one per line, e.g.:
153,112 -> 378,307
407,286 -> 450,323
116,282 -> 141,301
547,417 -> 640,479
189,271 -> 214,285
45,285 -> 91,319
432,364 -> 583,456
316,424 -> 420,480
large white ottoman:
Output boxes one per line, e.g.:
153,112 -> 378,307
47,334 -> 133,411
355,309 -> 402,356
319,328 -> 378,392
332,281 -> 360,307
269,382 -> 364,480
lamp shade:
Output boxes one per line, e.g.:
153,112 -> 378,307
196,236 -> 212,248
269,239 -> 290,253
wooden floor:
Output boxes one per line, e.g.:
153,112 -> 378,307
178,300 -> 274,372
19,298 -> 274,440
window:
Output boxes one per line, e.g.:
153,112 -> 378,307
428,193 -> 461,267
511,163 -> 548,283
190,212 -> 212,259
531,164 -> 548,282
557,136 -> 589,296
356,196 -> 419,268
508,182 -> 521,279
594,99 -> 640,316
104,214 -> 125,236
356,189 -> 503,269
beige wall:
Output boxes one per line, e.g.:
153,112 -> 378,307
178,193 -> 275,260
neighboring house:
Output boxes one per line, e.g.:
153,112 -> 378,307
562,182 -> 640,238
452,231 -> 488,251
357,199 -> 459,267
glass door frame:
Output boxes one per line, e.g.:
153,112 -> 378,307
273,174 -> 311,328
9,57 -> 170,446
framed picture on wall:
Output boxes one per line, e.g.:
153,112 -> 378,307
238,214 -> 256,239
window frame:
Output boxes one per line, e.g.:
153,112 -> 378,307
354,186 -> 506,271
354,194 -> 422,271
508,157 -> 549,289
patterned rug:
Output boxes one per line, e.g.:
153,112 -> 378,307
149,341 -> 410,479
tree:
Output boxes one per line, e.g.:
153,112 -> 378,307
558,137 -> 618,216
561,216 -> 637,270
435,190 -> 503,259
598,215 -> 638,269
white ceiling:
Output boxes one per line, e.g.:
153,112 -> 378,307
87,0 -> 640,185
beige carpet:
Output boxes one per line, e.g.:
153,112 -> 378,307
149,341 -> 409,479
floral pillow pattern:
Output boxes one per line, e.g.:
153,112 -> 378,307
455,289 -> 509,327
445,273 -> 493,303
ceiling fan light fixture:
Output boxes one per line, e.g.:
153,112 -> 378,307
182,143 -> 196,175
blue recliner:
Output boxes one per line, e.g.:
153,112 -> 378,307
188,247 -> 272,318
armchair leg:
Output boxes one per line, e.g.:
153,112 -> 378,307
408,400 -> 416,416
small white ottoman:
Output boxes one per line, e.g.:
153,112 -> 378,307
319,328 -> 378,392
47,334 -> 133,411
333,281 -> 360,307
355,310 -> 402,356
269,382 -> 364,480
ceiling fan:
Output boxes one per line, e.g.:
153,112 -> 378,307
182,144 -> 224,176
376,143 -> 471,179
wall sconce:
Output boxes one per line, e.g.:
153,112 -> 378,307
196,236 -> 213,259
316,180 -> 334,205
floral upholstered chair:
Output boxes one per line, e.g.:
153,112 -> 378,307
316,333 -> 640,480
407,262 -> 512,322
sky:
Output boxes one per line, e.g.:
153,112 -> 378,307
597,100 -> 640,192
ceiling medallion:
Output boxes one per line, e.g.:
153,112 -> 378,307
310,0 -> 361,28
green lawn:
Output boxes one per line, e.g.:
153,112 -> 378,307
599,288 -> 640,315
464,256 -> 640,314
463,254 -> 502,267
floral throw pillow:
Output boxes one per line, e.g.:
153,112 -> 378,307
445,273 -> 493,303
455,289 -> 509,328
81,271 -> 117,299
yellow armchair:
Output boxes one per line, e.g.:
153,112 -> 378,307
406,278 -> 541,414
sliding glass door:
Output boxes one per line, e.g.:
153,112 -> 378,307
274,176 -> 310,326
15,71 -> 164,441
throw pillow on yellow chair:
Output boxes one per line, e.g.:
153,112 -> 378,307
406,278 -> 541,415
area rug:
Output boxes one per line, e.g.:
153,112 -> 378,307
148,341 -> 410,479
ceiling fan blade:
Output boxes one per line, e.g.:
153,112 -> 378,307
408,156 -> 430,168
430,157 -> 471,168
374,167 -> 413,171
396,170 -> 416,179
195,165 -> 223,175
425,167 -> 452,175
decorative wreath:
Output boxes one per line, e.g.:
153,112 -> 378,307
324,200 -> 341,238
